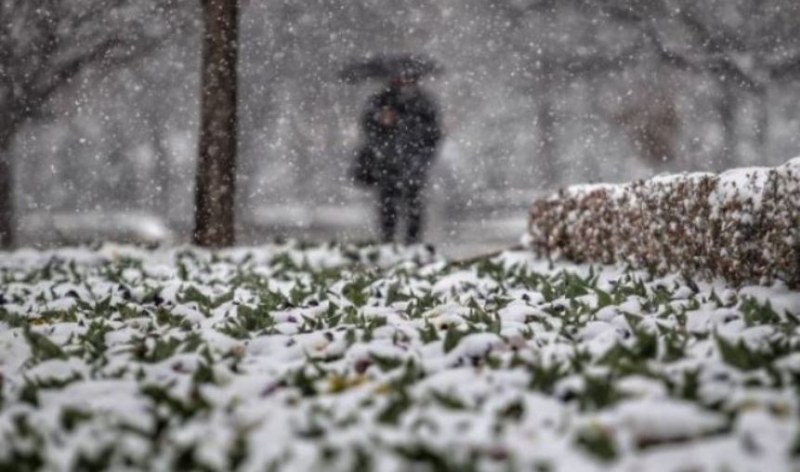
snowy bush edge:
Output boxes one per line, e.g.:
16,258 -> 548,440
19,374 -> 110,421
527,158 -> 800,287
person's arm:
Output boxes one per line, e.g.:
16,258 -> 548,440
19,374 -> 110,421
419,96 -> 441,152
363,93 -> 397,145
361,98 -> 380,144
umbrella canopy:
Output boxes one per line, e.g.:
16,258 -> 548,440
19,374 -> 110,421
338,54 -> 442,84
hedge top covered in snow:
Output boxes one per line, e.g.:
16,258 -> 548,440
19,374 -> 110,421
527,158 -> 800,287
1,242 -> 799,471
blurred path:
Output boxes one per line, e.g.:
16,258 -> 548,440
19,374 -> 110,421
240,200 -> 528,260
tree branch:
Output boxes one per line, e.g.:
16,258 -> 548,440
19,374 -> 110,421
554,41 -> 645,76
768,51 -> 800,82
594,0 -> 762,90
24,35 -> 162,123
676,6 -> 746,55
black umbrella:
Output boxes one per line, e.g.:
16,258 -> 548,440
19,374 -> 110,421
338,54 -> 442,84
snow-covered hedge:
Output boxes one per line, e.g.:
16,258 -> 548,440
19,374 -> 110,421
527,159 -> 800,286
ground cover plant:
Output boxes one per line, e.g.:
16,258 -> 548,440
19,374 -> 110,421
0,243 -> 799,471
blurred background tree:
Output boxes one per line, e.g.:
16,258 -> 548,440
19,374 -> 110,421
591,0 -> 800,167
193,0 -> 239,247
0,0 -> 190,247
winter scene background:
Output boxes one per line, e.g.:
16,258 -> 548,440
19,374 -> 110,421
3,1 -> 800,471
5,0 -> 800,252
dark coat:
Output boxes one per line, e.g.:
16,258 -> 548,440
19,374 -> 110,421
355,84 -> 441,187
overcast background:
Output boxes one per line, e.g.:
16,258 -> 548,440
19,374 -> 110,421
5,0 -> 800,252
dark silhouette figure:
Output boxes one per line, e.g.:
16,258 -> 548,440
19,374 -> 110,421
356,75 -> 442,244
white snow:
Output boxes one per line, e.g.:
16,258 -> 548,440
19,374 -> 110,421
0,243 -> 798,471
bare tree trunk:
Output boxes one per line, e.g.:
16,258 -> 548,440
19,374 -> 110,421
537,74 -> 560,187
147,116 -> 172,216
0,123 -> 14,248
753,86 -> 769,160
0,151 -> 12,249
193,0 -> 239,247
718,84 -> 738,170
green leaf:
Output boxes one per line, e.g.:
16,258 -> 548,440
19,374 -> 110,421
60,408 -> 93,432
370,353 -> 404,372
528,363 -> 564,394
180,286 -> 211,308
575,424 -> 618,462
419,320 -> 439,344
594,288 -> 613,309
24,328 -> 66,362
377,390 -> 412,424
442,326 -> 465,353
431,390 -> 467,410
714,335 -> 779,371
343,277 -> 370,307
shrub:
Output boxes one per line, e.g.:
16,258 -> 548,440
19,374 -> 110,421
527,158 -> 800,287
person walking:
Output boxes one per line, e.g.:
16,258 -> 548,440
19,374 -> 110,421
354,70 -> 442,244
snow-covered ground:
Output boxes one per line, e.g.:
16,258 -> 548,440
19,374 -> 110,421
0,243 -> 798,471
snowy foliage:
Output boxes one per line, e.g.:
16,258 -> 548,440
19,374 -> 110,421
0,244 -> 798,470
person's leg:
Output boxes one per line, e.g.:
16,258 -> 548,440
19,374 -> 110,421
404,178 -> 425,245
378,185 -> 399,243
